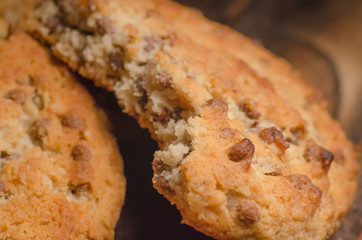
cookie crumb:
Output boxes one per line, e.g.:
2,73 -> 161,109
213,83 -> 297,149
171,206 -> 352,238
155,72 -> 173,88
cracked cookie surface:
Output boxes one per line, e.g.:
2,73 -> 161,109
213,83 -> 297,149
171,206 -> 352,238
0,19 -> 125,240
25,1 -> 359,239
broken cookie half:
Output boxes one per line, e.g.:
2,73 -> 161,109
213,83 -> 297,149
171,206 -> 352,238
25,0 -> 358,239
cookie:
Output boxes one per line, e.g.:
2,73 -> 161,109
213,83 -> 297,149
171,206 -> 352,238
0,0 -> 37,23
0,19 -> 125,239
25,1 -> 358,239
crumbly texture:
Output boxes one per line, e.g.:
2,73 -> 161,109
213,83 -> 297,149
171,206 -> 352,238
25,0 -> 359,239
0,19 -> 125,240
0,0 -> 37,23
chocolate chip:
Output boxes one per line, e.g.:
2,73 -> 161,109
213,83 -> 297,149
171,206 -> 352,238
235,199 -> 260,224
144,36 -> 164,52
155,72 -> 173,88
108,51 -> 123,71
205,98 -> 229,114
259,127 -> 290,151
29,118 -> 50,147
6,89 -> 27,105
227,138 -> 255,168
71,144 -> 91,161
96,17 -> 114,35
62,115 -> 84,130
238,98 -> 261,120
304,139 -> 334,170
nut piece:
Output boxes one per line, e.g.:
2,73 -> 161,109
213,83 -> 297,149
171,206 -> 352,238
205,98 -> 229,114
235,199 -> 260,224
259,127 -> 290,151
286,174 -> 322,209
62,115 -> 84,130
6,89 -> 27,105
227,138 -> 255,168
238,98 -> 261,120
71,144 -> 91,161
304,139 -> 334,170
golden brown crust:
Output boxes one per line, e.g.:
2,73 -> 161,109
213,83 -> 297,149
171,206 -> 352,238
24,0 -> 359,239
0,19 -> 125,240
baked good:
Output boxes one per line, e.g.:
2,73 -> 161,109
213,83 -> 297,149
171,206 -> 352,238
0,0 -> 37,23
0,19 -> 125,239
25,0 -> 359,239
